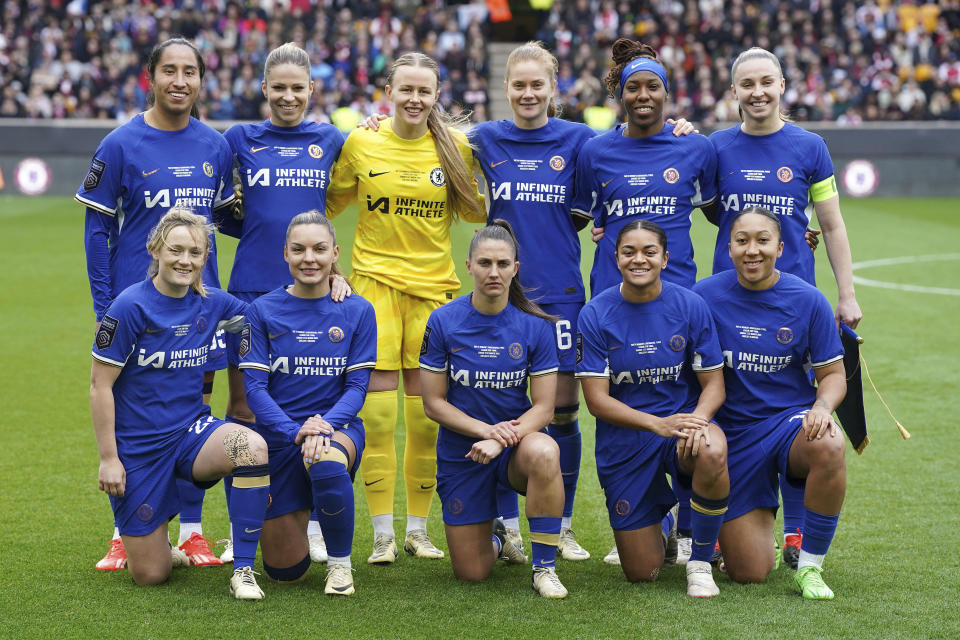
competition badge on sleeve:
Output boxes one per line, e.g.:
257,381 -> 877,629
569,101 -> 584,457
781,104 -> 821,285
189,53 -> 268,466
96,315 -> 119,350
83,158 -> 106,191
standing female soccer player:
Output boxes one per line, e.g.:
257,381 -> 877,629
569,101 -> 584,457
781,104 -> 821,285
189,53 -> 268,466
578,220 -> 729,598
468,42 -> 596,562
420,221 -> 568,598
326,52 -> 486,564
572,38 -> 718,296
693,207 -> 847,600
220,42 -> 346,564
710,47 -> 862,566
573,38 -> 718,565
90,209 -> 269,600
239,212 -> 375,596
77,38 -> 236,571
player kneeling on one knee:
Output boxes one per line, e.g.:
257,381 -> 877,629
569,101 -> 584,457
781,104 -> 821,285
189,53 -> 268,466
693,207 -> 847,600
578,220 -> 729,598
239,212 -> 375,596
89,209 -> 270,599
420,220 -> 569,599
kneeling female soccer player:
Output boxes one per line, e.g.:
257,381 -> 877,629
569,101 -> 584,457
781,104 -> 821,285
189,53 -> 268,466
239,211 -> 375,596
89,208 -> 269,599
578,220 -> 729,598
693,206 -> 847,600
419,220 -> 568,598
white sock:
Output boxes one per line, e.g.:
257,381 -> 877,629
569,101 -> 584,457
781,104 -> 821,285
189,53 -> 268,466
371,514 -> 394,537
112,527 -> 121,540
307,520 -> 323,537
503,517 -> 520,531
327,555 -> 351,568
178,522 -> 202,545
797,550 -> 825,570
561,516 -> 572,530
406,515 -> 427,534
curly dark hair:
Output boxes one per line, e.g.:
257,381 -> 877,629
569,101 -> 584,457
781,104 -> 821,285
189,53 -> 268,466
602,38 -> 660,97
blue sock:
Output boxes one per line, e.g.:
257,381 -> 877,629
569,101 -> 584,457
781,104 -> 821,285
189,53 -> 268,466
176,477 -> 205,524
230,463 -> 269,570
547,412 -> 580,519
496,485 -> 520,521
528,516 -> 561,568
660,508 -> 675,544
780,475 -> 805,536
309,459 -> 354,558
800,508 -> 839,556
675,482 -> 692,535
689,491 -> 728,563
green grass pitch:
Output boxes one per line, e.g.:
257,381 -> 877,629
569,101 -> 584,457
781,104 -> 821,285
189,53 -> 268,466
0,195 -> 957,638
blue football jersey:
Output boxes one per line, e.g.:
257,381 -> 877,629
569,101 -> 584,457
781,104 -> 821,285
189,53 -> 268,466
692,270 -> 843,428
91,280 -> 245,467
76,114 -> 235,298
238,288 -> 376,448
420,295 -> 559,458
709,123 -> 835,285
470,118 -> 595,304
223,121 -> 344,293
571,123 -> 718,294
576,281 -> 723,475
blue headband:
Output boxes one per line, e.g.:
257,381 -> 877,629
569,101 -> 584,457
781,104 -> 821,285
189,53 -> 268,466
619,57 -> 669,95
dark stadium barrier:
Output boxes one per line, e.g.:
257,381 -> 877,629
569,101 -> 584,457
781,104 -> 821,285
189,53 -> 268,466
1,120 -> 958,198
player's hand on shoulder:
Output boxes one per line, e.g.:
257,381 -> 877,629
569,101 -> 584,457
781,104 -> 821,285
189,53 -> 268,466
329,274 -> 351,302
666,117 -> 699,136
358,114 -> 388,131
98,457 -> 126,497
465,439 -> 504,465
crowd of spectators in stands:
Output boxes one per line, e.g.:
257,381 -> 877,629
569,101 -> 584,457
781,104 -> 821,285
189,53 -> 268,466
2,0 -> 960,127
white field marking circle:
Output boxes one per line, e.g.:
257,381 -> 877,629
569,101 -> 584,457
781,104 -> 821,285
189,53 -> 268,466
851,253 -> 960,296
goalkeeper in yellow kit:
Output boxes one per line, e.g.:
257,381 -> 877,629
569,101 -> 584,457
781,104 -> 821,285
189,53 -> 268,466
327,52 -> 486,563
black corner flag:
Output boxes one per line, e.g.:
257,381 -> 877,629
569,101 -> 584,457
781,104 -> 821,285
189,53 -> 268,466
835,323 -> 869,454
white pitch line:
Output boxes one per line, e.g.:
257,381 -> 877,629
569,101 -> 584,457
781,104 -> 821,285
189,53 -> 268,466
851,253 -> 960,296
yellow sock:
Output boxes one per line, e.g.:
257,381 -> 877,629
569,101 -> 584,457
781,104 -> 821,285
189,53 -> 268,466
403,394 -> 439,519
359,389 -> 399,517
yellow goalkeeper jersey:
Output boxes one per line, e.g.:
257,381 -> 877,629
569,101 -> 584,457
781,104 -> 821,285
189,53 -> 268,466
327,118 -> 486,302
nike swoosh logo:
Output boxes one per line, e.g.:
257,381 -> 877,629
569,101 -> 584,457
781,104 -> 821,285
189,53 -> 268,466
141,169 -> 159,177
268,331 -> 287,339
601,178 -> 614,187
364,478 -> 384,486
419,483 -> 436,490
451,346 -> 467,353
608,344 -> 623,351
321,507 -> 345,516
145,327 -> 165,333
330,584 -> 353,593
368,170 -> 390,177
490,160 -> 508,168
693,540 -> 713,546
250,146 -> 269,153
244,527 -> 263,534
